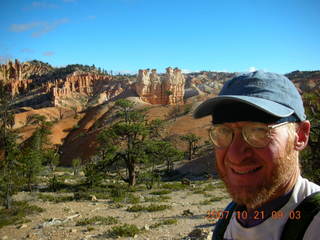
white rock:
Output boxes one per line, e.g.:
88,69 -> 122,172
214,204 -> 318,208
144,224 -> 150,230
17,224 -> 27,229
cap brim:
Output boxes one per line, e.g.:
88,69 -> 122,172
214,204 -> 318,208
193,95 -> 294,119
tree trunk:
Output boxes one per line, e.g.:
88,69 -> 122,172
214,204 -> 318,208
5,182 -> 12,209
188,142 -> 192,160
128,161 -> 136,186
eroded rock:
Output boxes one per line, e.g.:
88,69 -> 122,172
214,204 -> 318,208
135,67 -> 185,105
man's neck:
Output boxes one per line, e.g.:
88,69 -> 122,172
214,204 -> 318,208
237,188 -> 294,227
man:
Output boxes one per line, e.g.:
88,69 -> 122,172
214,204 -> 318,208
193,71 -> 320,240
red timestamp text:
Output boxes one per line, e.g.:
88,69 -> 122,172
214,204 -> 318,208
271,210 -> 301,220
205,210 -> 266,220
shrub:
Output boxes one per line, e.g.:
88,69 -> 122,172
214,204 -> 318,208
202,183 -> 215,191
109,187 -> 126,202
150,219 -> 177,229
160,182 -> 188,191
0,201 -> 44,228
106,224 -> 141,238
150,189 -> 172,195
38,193 -> 73,203
73,192 -> 92,201
144,195 -> 171,202
76,216 -> 118,226
127,204 -> 171,212
198,196 -> 224,205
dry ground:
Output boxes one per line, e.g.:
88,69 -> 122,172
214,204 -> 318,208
0,177 -> 231,240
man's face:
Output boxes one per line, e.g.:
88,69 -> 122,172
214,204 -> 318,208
214,121 -> 299,209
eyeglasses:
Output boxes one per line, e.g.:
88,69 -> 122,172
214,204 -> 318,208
208,122 -> 289,148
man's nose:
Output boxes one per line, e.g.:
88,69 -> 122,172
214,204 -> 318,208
227,132 -> 253,164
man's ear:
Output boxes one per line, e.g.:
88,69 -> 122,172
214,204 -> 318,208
294,121 -> 311,151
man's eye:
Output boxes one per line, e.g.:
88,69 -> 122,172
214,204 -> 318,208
250,127 -> 268,136
219,127 -> 232,135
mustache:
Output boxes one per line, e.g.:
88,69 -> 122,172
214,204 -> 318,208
224,157 -> 260,167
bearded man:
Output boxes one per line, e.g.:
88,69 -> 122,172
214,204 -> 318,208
193,71 -> 320,240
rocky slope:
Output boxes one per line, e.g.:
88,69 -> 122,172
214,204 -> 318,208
2,59 -> 320,167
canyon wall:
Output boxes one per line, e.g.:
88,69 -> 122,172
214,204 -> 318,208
47,71 -> 125,108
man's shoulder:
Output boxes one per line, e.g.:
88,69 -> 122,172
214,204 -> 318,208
294,176 -> 320,201
303,211 -> 320,240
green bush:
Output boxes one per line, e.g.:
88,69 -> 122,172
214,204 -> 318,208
127,204 -> 171,212
198,196 -> 224,205
0,201 -> 44,228
150,219 -> 177,229
73,192 -> 92,201
106,224 -> 141,238
144,195 -> 171,202
76,216 -> 118,226
150,189 -> 172,195
202,183 -> 216,191
109,187 -> 126,202
160,182 -> 188,191
38,193 -> 73,203
125,193 -> 140,204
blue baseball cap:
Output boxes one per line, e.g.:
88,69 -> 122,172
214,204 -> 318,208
193,71 -> 306,122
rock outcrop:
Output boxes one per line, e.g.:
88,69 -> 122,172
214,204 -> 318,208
135,67 -> 185,104
0,59 -> 53,96
47,71 -> 125,108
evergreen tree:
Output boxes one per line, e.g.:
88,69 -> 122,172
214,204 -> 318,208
301,90 -> 320,184
180,133 -> 201,160
72,157 -> 82,176
43,147 -> 60,192
92,99 -> 180,186
0,82 -> 22,209
22,114 -> 53,191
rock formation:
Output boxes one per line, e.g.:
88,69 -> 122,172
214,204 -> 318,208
47,71 -> 125,108
135,67 -> 185,104
0,59 -> 53,96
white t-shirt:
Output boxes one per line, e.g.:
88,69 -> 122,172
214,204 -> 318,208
223,176 -> 320,240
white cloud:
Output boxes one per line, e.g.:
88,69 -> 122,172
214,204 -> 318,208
248,67 -> 257,72
9,18 -> 69,38
21,48 -> 34,53
10,22 -> 44,32
31,1 -> 58,8
43,51 -> 54,56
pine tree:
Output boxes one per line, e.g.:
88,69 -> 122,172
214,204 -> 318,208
0,82 -> 22,209
180,133 -> 201,160
22,114 -> 53,191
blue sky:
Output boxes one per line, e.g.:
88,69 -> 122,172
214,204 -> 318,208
1,0 -> 319,74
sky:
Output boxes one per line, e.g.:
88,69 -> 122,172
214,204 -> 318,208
1,0 -> 319,74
